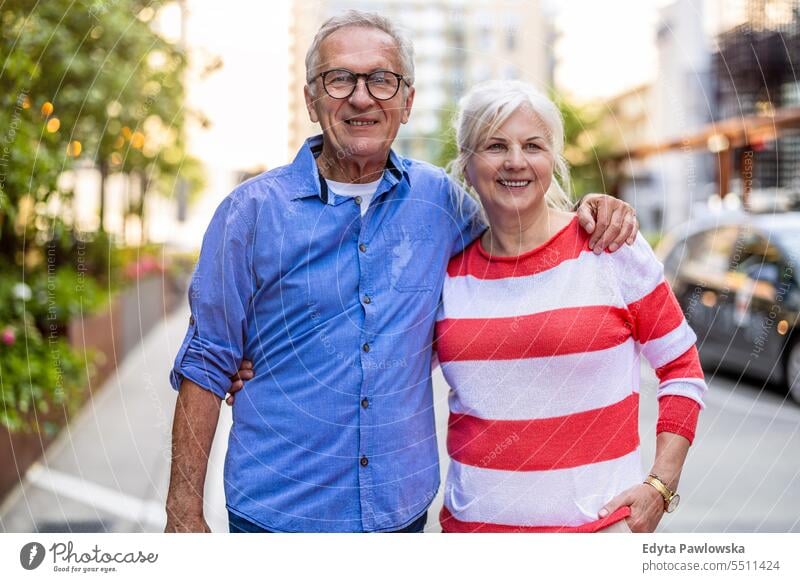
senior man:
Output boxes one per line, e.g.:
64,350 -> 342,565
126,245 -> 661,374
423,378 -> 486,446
165,10 -> 637,533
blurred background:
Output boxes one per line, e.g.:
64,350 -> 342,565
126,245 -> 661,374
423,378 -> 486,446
1,0 -> 799,533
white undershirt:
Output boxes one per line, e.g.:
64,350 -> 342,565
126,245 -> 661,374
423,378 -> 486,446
325,176 -> 382,217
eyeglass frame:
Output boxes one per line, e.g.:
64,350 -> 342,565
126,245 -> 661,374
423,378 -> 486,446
316,68 -> 410,101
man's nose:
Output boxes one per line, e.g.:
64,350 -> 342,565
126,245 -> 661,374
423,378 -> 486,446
348,77 -> 374,108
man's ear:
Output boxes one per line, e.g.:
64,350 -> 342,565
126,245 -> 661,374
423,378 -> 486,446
304,85 -> 319,123
400,85 -> 415,125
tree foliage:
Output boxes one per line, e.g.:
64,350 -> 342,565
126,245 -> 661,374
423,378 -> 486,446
0,0 -> 204,259
0,0 -> 205,433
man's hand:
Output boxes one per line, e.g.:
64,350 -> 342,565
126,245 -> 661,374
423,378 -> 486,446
576,194 -> 638,254
225,360 -> 253,406
598,483 -> 665,533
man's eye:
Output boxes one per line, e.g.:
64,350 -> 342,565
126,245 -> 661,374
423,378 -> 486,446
368,74 -> 388,84
330,73 -> 353,84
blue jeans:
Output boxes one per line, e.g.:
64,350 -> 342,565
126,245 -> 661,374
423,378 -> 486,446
228,511 -> 427,533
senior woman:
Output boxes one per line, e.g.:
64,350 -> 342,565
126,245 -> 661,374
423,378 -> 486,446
434,80 -> 707,533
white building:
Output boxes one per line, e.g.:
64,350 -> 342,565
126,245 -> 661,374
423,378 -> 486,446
611,0 -> 714,234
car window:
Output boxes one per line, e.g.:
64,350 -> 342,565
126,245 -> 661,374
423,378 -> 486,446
732,232 -> 783,279
682,226 -> 739,279
774,230 -> 800,281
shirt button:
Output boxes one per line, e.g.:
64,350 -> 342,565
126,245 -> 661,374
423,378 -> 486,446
361,397 -> 369,409
354,196 -> 362,205
363,295 -> 371,304
360,456 -> 369,467
359,243 -> 367,253
189,315 -> 195,325
362,343 -> 370,353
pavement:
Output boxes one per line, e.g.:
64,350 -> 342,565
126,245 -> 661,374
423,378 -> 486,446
0,301 -> 232,533
2,301 -> 799,533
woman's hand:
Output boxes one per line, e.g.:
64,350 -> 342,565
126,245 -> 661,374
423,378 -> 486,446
576,194 -> 638,253
599,483 -> 665,533
226,360 -> 254,406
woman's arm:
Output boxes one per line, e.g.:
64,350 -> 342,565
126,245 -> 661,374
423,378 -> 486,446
599,235 -> 707,532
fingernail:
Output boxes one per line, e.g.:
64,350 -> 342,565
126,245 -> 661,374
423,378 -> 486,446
609,243 -> 618,252
599,508 -> 608,518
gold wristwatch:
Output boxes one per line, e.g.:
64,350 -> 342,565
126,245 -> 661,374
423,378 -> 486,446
643,473 -> 680,513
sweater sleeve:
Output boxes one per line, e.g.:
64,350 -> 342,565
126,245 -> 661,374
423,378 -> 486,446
612,234 -> 707,443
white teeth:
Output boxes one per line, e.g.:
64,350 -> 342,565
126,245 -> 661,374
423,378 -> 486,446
349,120 -> 376,126
499,180 -> 530,187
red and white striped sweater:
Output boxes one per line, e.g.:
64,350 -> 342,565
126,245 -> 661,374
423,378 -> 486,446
435,216 -> 706,533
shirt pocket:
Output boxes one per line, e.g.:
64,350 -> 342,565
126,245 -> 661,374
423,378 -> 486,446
381,223 -> 436,292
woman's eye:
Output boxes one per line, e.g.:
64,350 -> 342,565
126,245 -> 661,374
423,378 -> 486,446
487,143 -> 504,151
526,143 -> 541,151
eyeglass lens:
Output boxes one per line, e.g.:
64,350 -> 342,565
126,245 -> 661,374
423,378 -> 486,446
324,70 -> 400,100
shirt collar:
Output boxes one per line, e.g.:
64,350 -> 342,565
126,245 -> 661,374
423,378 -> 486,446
289,134 -> 409,202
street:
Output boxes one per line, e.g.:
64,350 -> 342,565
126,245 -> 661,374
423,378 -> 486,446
1,304 -> 799,533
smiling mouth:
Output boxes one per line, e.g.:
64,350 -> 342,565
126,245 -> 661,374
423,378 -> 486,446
346,120 -> 377,127
497,179 -> 531,188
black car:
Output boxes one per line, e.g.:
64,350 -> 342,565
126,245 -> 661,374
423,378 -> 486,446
658,211 -> 800,404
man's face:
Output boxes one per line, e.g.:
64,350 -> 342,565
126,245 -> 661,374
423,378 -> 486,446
304,26 -> 415,168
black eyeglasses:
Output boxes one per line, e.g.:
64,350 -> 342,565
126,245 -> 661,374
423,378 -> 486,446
318,69 -> 408,101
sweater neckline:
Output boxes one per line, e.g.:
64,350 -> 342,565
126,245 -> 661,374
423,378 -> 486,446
476,215 -> 579,262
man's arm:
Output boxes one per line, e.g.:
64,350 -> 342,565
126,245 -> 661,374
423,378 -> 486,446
164,379 -> 222,533
165,192 -> 255,530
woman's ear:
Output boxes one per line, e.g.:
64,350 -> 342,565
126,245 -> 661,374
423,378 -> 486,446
462,159 -> 473,189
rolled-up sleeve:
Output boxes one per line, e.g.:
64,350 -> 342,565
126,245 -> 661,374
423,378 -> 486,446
169,193 -> 254,399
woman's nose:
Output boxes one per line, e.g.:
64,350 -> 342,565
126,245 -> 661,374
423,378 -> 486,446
503,147 -> 525,169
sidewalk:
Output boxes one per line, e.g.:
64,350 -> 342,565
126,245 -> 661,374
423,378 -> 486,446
0,302 -> 232,533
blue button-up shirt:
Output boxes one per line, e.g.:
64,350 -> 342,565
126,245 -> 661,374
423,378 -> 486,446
170,135 -> 481,532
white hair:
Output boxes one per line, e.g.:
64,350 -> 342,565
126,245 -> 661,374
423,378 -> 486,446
447,80 -> 573,221
305,10 -> 415,95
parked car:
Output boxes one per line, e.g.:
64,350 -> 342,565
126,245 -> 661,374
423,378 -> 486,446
657,211 -> 800,404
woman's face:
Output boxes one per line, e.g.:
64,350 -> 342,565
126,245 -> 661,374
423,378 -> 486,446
465,105 -> 555,222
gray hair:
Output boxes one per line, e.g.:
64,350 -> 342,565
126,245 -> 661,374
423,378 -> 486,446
305,10 -> 415,93
448,80 -> 573,220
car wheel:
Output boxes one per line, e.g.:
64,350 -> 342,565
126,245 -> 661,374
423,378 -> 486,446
787,340 -> 800,405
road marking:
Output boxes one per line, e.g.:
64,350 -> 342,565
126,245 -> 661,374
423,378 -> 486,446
26,463 -> 164,530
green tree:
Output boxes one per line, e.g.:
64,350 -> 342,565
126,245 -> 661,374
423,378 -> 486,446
0,0 -> 204,259
0,0 -> 206,433
555,94 -> 617,198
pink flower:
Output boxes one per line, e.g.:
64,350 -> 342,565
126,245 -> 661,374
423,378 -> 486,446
123,255 -> 165,281
1,327 -> 15,346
